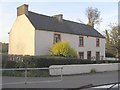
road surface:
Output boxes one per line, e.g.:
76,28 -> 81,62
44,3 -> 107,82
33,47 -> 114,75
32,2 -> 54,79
2,71 -> 119,89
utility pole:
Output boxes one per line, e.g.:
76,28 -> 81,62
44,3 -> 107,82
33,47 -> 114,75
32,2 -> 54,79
118,1 -> 120,89
118,2 -> 120,60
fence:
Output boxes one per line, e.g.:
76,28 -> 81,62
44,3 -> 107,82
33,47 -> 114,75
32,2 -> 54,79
1,67 -> 63,85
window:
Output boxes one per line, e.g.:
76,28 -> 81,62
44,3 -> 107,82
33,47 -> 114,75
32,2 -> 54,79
79,52 -> 84,59
96,38 -> 100,47
79,36 -> 84,47
87,51 -> 91,60
96,51 -> 100,60
54,33 -> 61,43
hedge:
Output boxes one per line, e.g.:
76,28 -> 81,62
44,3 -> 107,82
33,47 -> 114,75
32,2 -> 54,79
2,54 -> 120,68
105,52 -> 115,57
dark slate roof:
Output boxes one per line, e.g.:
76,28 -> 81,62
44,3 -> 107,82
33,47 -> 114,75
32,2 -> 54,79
27,11 -> 105,38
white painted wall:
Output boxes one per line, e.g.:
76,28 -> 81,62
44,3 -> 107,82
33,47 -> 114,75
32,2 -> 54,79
35,30 -> 105,59
62,33 -> 105,59
8,15 -> 35,55
49,63 -> 118,75
35,30 -> 53,55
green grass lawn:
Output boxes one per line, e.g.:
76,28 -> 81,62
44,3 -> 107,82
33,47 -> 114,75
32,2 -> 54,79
2,70 -> 50,77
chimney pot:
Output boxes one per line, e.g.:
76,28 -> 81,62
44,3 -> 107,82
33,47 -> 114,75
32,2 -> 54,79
52,14 -> 63,22
17,4 -> 28,16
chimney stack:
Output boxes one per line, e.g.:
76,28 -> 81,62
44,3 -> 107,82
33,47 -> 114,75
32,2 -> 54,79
17,4 -> 28,16
52,14 -> 63,22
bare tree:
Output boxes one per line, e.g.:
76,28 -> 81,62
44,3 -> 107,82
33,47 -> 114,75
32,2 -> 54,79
104,23 -> 119,57
86,7 -> 102,27
104,30 -> 110,53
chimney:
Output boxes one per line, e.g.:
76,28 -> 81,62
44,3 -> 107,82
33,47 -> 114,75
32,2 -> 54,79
17,4 -> 28,16
52,14 -> 63,22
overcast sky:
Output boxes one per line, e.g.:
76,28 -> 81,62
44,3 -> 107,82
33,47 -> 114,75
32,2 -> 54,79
0,0 -> 118,43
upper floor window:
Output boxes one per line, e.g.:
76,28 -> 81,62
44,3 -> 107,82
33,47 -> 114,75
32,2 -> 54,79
79,36 -> 84,47
54,33 -> 61,43
96,38 -> 100,47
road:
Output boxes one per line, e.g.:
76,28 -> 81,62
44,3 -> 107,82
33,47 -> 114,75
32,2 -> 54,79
2,71 -> 119,89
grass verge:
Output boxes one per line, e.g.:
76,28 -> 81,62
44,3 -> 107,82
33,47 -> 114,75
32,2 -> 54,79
2,70 -> 50,77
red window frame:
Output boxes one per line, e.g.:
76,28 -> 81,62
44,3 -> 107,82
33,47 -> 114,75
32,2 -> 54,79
79,36 -> 84,47
87,51 -> 91,60
96,38 -> 100,47
53,33 -> 61,44
79,51 -> 84,59
96,51 -> 100,60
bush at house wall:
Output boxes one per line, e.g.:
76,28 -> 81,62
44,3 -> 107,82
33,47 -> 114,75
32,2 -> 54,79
49,40 -> 78,58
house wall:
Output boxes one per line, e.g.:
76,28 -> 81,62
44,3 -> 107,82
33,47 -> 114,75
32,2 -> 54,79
63,33 -> 105,59
8,14 -> 35,55
35,30 -> 53,55
35,30 -> 105,59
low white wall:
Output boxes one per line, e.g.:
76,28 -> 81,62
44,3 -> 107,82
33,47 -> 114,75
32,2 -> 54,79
104,57 -> 119,61
49,63 -> 118,75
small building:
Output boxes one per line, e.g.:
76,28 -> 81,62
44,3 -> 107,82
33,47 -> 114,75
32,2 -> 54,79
8,4 -> 105,60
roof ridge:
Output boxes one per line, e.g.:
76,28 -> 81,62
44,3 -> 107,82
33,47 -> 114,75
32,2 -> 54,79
28,11 -> 54,19
29,11 -> 90,26
63,19 -> 87,26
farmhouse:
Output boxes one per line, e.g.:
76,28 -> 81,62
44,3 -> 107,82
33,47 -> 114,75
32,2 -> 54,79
8,4 -> 105,60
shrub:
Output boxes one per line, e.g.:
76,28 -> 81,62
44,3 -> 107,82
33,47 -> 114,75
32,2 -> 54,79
2,43 -> 8,53
49,40 -> 78,58
2,54 -> 17,68
90,68 -> 96,73
105,52 -> 115,57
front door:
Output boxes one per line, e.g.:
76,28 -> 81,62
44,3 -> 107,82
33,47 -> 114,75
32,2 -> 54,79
87,51 -> 91,60
96,52 -> 100,60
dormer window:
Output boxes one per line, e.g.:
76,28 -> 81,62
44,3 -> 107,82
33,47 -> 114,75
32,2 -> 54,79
96,38 -> 100,47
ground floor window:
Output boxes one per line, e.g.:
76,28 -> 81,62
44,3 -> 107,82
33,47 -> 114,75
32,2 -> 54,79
96,51 -> 100,60
87,51 -> 91,60
79,52 -> 84,59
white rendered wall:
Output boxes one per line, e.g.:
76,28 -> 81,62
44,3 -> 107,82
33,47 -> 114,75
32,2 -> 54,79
8,15 -> 35,55
62,33 -> 105,59
35,30 -> 105,59
35,30 -> 53,55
